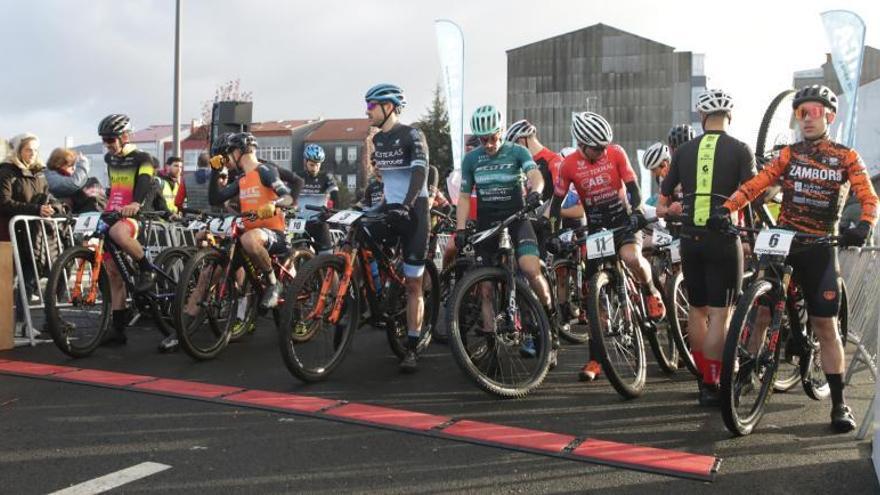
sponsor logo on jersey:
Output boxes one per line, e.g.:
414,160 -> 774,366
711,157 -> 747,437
788,165 -> 842,182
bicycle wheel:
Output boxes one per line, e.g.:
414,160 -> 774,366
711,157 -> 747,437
174,248 -> 235,360
666,271 -> 699,377
277,253 -> 359,383
720,279 -> 782,436
448,266 -> 552,398
553,259 -> 590,344
646,287 -> 680,374
386,261 -> 439,359
587,270 -> 647,399
45,246 -> 112,358
434,257 -> 472,344
152,247 -> 193,338
755,89 -> 797,159
228,277 -> 258,343
801,282 -> 848,400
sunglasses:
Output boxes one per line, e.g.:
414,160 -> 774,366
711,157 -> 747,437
479,134 -> 502,144
101,137 -> 118,145
795,103 -> 826,121
366,101 -> 381,111
580,143 -> 606,153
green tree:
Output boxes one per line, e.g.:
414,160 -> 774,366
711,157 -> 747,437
414,85 -> 452,181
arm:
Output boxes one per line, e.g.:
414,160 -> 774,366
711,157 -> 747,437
46,170 -> 84,197
723,148 -> 789,213
526,168 -> 544,197
259,164 -> 293,208
846,151 -> 879,227
455,193 -> 471,230
325,174 -> 340,207
402,128 -> 429,207
131,155 -> 156,205
208,168 -> 239,206
625,181 -> 642,211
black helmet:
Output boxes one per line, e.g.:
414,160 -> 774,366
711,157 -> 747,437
210,132 -> 233,156
228,132 -> 258,154
667,124 -> 695,149
98,114 -> 131,137
793,85 -> 838,112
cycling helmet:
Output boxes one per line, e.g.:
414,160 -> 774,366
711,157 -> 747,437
559,146 -> 577,158
643,142 -> 671,170
695,89 -> 734,114
364,83 -> 407,112
504,119 -> 536,143
228,132 -> 258,154
470,105 -> 504,136
792,85 -> 838,112
667,124 -> 695,149
210,132 -> 233,156
303,143 -> 326,163
98,114 -> 131,137
571,112 -> 613,147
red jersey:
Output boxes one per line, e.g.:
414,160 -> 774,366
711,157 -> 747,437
533,147 -> 562,201
554,144 -> 637,227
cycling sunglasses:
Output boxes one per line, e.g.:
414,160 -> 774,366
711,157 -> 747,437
795,103 -> 827,121
479,134 -> 502,145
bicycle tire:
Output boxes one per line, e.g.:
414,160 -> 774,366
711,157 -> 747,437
174,248 -> 234,361
646,286 -> 680,374
720,279 -> 782,436
587,270 -> 647,399
386,260 -> 439,358
666,271 -> 699,377
277,253 -> 359,382
447,266 -> 552,398
755,89 -> 797,159
553,259 -> 590,344
45,246 -> 112,358
152,247 -> 193,338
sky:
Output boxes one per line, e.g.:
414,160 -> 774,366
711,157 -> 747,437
1,0 -> 877,153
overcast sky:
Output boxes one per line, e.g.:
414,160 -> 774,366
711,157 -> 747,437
1,0 -> 877,153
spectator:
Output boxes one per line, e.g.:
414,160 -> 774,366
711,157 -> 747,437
0,133 -> 63,338
154,156 -> 186,214
45,148 -> 106,213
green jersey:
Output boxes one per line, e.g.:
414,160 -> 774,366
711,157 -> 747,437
460,142 -> 537,224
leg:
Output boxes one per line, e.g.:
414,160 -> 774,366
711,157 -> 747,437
101,258 -> 129,345
240,229 -> 281,308
619,241 -> 664,319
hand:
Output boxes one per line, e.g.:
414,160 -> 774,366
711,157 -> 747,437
546,237 -> 564,255
39,204 -> 55,217
668,202 -> 683,216
629,211 -> 648,231
454,229 -> 469,250
120,203 -> 140,218
526,191 -> 542,210
841,221 -> 872,247
706,208 -> 733,232
209,154 -> 225,170
256,203 -> 276,219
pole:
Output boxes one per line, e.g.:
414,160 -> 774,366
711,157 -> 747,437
171,0 -> 182,159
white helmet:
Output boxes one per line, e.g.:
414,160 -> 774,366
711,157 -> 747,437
695,89 -> 734,114
559,146 -> 577,158
571,112 -> 613,147
643,142 -> 670,170
504,119 -> 536,143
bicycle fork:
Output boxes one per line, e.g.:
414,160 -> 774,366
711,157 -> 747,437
308,250 -> 355,324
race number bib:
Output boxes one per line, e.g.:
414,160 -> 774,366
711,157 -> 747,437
586,231 -> 615,260
286,218 -> 307,234
208,216 -> 236,235
326,210 -> 363,226
652,229 -> 673,247
73,212 -> 101,235
754,229 -> 795,257
187,220 -> 207,232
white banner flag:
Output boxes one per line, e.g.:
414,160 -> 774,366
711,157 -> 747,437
435,19 -> 465,203
821,10 -> 866,148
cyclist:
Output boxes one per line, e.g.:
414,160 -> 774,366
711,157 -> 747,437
208,132 -> 295,309
364,83 -> 430,373
667,124 -> 696,154
97,114 -> 162,345
718,85 -> 878,431
455,105 -> 558,365
657,89 -> 757,406
505,119 -> 560,203
299,144 -> 339,255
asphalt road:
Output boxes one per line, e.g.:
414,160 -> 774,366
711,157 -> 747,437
1,320 -> 877,494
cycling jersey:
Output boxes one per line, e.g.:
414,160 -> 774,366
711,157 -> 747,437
211,163 -> 291,232
554,144 -> 636,227
724,139 -> 878,235
533,147 -> 562,202
371,124 -> 428,205
104,144 -> 155,211
460,142 -> 537,225
661,131 -> 756,226
299,172 -> 338,220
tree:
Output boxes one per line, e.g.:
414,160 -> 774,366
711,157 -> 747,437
414,85 -> 452,181
200,79 -> 253,125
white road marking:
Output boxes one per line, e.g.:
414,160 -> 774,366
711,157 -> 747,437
49,462 -> 171,495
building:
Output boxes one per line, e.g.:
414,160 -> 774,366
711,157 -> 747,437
302,118 -> 373,193
793,46 -> 880,177
506,23 -> 707,175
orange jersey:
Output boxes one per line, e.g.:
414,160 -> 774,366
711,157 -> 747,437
240,167 -> 285,232
724,139 -> 877,235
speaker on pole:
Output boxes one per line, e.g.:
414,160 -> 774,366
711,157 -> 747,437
209,101 -> 253,150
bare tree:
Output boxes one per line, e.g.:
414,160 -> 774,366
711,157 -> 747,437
200,79 -> 253,125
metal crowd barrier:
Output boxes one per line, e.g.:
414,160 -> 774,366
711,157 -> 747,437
8,215 -> 197,347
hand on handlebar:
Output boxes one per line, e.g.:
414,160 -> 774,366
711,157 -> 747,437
120,202 -> 141,218
706,208 -> 733,232
841,221 -> 872,248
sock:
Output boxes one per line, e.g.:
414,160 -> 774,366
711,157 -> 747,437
407,332 -> 420,351
826,373 -> 845,407
112,309 -> 128,333
704,358 -> 721,385
693,351 -> 705,379
237,297 -> 248,319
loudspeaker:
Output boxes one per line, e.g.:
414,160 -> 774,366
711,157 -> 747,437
210,101 -> 253,151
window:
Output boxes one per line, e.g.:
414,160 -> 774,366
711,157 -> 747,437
347,146 -> 358,163
256,146 -> 291,163
347,174 -> 357,190
335,146 -> 343,163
